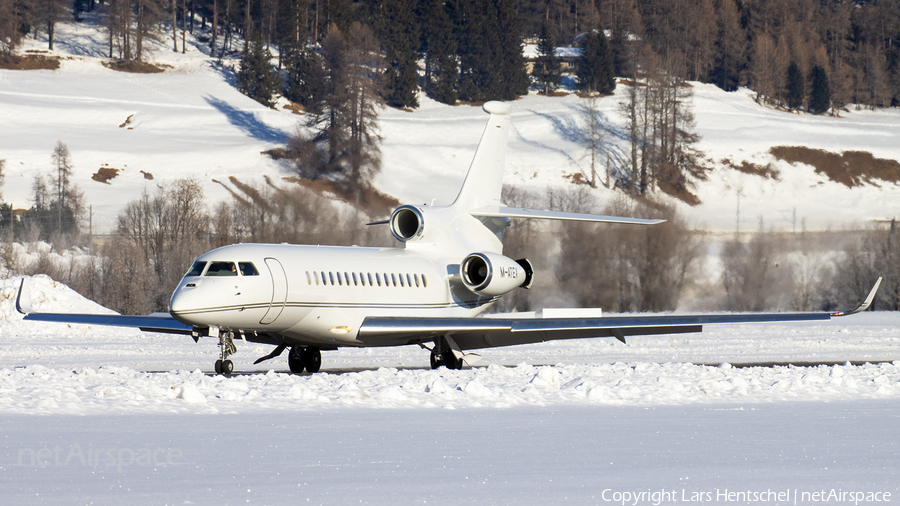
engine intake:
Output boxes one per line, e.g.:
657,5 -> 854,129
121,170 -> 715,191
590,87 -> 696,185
390,205 -> 424,242
461,252 -> 533,296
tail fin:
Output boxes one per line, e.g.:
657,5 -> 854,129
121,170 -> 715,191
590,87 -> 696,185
450,101 -> 511,211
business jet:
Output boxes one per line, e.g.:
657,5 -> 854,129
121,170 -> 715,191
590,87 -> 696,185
16,101 -> 882,374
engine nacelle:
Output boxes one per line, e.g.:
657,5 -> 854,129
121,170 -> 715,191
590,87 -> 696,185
390,205 -> 424,242
461,252 -> 534,296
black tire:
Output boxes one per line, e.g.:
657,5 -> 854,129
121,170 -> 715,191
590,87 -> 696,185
222,360 -> 234,374
442,349 -> 462,370
301,348 -> 322,373
288,347 -> 305,374
430,349 -> 441,369
215,360 -> 223,374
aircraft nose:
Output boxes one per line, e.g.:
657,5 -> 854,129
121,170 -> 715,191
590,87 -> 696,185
169,284 -> 199,315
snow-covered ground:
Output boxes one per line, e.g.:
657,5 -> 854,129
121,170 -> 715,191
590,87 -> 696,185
4,18 -> 900,504
3,276 -> 900,503
2,16 -> 899,233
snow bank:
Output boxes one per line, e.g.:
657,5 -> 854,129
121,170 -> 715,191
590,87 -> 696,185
4,275 -> 900,415
3,360 -> 900,415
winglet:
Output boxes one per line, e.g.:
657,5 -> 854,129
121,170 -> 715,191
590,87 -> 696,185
15,278 -> 32,315
831,277 -> 882,317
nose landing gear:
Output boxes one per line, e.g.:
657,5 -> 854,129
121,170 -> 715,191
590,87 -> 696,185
214,329 -> 237,375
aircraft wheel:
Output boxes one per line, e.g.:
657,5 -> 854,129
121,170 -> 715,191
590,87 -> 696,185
429,349 -> 441,369
302,348 -> 322,373
442,349 -> 462,370
222,360 -> 234,374
288,347 -> 305,374
215,360 -> 223,374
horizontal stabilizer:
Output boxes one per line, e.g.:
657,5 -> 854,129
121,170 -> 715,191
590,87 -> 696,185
470,206 -> 664,225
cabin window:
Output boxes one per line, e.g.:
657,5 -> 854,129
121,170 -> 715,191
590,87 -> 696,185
239,262 -> 259,276
367,273 -> 374,286
414,274 -> 420,287
185,261 -> 206,277
334,272 -> 341,286
320,272 -> 327,285
422,275 -> 427,288
406,274 -> 412,287
352,272 -> 358,286
376,273 -> 382,286
344,272 -> 350,285
399,273 -> 405,287
306,272 -> 312,285
328,272 -> 334,285
391,273 -> 397,286
206,261 -> 237,276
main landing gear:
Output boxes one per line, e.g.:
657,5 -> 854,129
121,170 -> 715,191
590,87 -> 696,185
214,330 -> 238,375
288,346 -> 322,374
429,337 -> 464,370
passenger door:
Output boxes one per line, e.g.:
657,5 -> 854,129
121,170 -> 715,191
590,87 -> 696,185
260,257 -> 288,325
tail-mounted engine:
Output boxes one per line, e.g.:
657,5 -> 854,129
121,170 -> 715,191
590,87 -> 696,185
461,252 -> 534,296
390,205 -> 425,242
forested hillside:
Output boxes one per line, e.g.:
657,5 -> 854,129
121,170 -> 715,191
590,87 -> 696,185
1,1 -> 899,315
3,0 -> 898,111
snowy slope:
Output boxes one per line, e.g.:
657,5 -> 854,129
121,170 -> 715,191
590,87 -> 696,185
2,18 -> 899,234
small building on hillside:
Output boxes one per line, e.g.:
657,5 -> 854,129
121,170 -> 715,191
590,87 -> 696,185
522,44 -> 581,75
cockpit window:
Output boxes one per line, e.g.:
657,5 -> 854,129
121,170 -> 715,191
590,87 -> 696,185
239,262 -> 259,276
206,261 -> 238,276
185,261 -> 206,277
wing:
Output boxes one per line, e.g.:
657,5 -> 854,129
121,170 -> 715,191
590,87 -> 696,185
469,205 -> 665,225
358,278 -> 883,350
15,279 -> 192,335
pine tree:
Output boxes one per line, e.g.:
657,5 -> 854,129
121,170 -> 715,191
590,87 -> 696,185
785,61 -> 805,110
378,0 -> 420,109
275,0 -> 308,69
494,0 -> 529,99
709,0 -> 743,92
296,23 -> 384,193
533,18 -> 561,95
324,0 -> 353,35
576,29 -> 615,95
285,47 -> 327,111
455,0 -> 497,102
420,0 -> 457,105
808,65 -> 831,114
238,31 -> 281,107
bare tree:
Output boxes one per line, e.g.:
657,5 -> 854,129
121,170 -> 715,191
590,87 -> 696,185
618,45 -> 703,200
580,93 -> 606,188
552,189 -> 698,312
115,178 -> 208,310
293,22 -> 384,196
721,224 -> 792,311
52,141 -> 72,211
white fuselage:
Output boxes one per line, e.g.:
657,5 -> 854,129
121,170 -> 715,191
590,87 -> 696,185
168,243 -> 497,347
